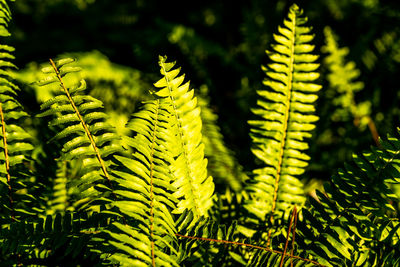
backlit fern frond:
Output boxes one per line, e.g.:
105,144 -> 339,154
37,58 -> 122,210
46,160 -> 71,215
322,26 -> 378,145
0,0 -> 38,224
322,26 -> 365,120
105,99 -> 179,267
296,132 -> 400,266
244,4 -> 321,240
154,56 -> 215,217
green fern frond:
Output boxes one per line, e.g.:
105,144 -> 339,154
105,99 -> 179,267
322,27 -> 369,122
175,209 -> 239,266
0,211 -> 107,265
245,4 -> 321,234
297,132 -> 400,266
322,26 -> 379,145
37,58 -> 122,210
175,208 -> 323,267
154,56 -> 215,217
46,160 -> 71,215
0,0 -> 38,224
0,0 -> 12,38
198,85 -> 247,192
322,26 -> 364,114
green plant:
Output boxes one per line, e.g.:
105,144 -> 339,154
1,1 -> 400,267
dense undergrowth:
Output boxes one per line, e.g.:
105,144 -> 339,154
1,1 -> 400,266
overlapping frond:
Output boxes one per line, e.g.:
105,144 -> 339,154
175,209 -> 240,266
198,85 -> 247,192
37,58 -> 122,210
105,99 -> 179,267
296,132 -> 400,266
245,4 -> 321,236
154,56 -> 215,217
0,211 -> 107,265
0,0 -> 37,224
46,160 -> 71,215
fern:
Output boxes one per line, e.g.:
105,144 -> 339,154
244,3 -> 321,242
154,56 -> 215,217
198,85 -> 247,192
296,132 -> 400,266
3,2 -> 400,266
37,58 -> 122,210
0,211 -> 107,265
46,160 -> 71,215
0,0 -> 39,225
322,26 -> 379,145
105,99 -> 179,266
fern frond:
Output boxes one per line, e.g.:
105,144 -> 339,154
0,0 -> 38,224
46,160 -> 71,215
105,99 -> 179,266
154,56 -> 215,217
37,58 -> 122,210
322,26 -> 379,145
296,131 -> 400,266
198,85 -> 247,192
322,26 -> 364,117
175,209 -> 240,266
0,211 -> 107,265
245,3 -> 321,238
175,209 -> 324,267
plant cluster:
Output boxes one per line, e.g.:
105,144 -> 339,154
1,1 -> 400,266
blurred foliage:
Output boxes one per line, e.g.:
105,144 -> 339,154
7,0 -> 400,186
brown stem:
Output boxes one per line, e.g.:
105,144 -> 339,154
290,207 -> 298,267
175,233 -> 325,266
0,102 -> 14,221
279,207 -> 296,267
366,116 -> 380,147
353,115 -> 380,147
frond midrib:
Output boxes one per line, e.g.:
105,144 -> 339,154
148,99 -> 160,267
268,10 -> 297,232
0,101 -> 13,221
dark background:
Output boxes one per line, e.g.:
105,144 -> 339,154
8,0 -> 400,184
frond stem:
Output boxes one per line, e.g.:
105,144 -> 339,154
148,99 -> 161,267
0,102 -> 14,221
290,207 -> 298,267
279,206 -> 295,267
175,233 -> 325,266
